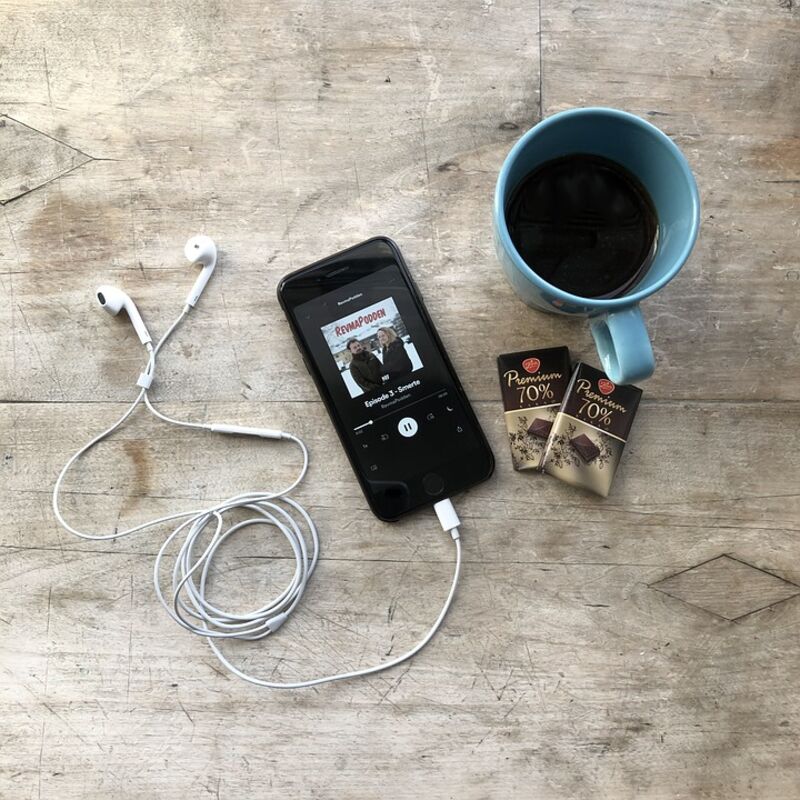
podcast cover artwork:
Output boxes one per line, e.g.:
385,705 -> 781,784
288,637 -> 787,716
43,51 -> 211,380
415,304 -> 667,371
321,297 -> 423,398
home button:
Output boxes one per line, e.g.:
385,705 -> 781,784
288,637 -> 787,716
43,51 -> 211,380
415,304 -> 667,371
422,473 -> 445,496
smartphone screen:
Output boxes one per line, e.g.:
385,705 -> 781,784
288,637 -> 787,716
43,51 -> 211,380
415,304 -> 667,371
278,237 -> 494,520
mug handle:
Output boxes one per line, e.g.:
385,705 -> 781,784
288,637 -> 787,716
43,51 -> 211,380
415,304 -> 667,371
590,305 -> 655,385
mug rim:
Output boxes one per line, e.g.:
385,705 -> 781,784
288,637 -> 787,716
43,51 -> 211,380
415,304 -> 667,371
493,106 -> 701,310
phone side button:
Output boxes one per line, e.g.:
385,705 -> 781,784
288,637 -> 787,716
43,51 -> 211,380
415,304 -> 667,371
422,473 -> 445,497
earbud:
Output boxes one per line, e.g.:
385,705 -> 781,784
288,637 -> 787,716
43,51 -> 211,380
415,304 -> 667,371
184,235 -> 217,308
96,285 -> 152,345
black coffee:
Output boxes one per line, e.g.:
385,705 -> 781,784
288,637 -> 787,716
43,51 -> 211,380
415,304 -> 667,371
506,154 -> 658,299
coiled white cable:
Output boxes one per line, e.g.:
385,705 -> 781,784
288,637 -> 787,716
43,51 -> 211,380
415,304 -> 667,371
52,305 -> 462,689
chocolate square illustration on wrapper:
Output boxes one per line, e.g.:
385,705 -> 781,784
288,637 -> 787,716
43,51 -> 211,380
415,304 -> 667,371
528,417 -> 553,440
569,433 -> 600,463
541,363 -> 642,496
496,347 -> 571,471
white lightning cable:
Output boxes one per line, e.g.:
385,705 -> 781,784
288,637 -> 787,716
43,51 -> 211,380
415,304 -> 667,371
52,305 -> 463,689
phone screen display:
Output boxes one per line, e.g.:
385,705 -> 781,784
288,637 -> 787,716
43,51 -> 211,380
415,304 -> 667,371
280,238 -> 493,519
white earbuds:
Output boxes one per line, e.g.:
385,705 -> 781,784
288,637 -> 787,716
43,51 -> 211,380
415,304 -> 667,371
184,235 -> 217,307
95,236 -> 217,343
96,284 -> 152,345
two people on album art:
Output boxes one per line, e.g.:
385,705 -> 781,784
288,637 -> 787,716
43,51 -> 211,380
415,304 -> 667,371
321,297 -> 423,399
346,326 -> 414,393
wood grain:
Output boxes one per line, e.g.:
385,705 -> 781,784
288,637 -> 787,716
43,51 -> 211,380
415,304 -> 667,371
1,0 -> 799,798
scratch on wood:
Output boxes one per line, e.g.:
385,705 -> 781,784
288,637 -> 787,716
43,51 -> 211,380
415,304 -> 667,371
37,721 -> 45,800
41,701 -> 104,752
0,114 -> 98,206
42,46 -> 53,107
45,585 -> 52,635
377,662 -> 412,704
418,115 -> 440,258
271,79 -> 294,270
16,302 -> 65,398
126,574 -> 134,703
501,693 -> 526,721
178,698 -> 195,726
538,0 -> 544,118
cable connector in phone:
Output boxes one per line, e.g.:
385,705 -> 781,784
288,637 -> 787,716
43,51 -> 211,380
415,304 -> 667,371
434,498 -> 460,540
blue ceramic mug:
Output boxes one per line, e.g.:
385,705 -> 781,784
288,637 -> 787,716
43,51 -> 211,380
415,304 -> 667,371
494,107 -> 700,384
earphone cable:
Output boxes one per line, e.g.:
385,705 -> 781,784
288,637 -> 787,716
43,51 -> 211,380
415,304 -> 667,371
51,303 -> 463,689
142,306 -> 207,430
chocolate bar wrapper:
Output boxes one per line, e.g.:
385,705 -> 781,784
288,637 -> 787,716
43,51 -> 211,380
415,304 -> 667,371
496,347 -> 572,471
541,362 -> 642,496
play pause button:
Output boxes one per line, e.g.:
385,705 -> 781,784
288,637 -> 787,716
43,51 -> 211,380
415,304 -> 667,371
397,417 -> 418,438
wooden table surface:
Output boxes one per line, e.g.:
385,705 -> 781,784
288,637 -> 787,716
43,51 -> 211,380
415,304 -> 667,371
1,1 -> 799,798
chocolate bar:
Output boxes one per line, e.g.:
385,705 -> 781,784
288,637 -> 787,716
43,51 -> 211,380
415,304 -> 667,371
570,433 -> 600,463
528,417 -> 553,440
541,362 -> 642,497
497,347 -> 571,471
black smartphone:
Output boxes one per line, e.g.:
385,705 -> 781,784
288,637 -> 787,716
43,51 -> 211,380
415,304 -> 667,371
278,237 -> 494,521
